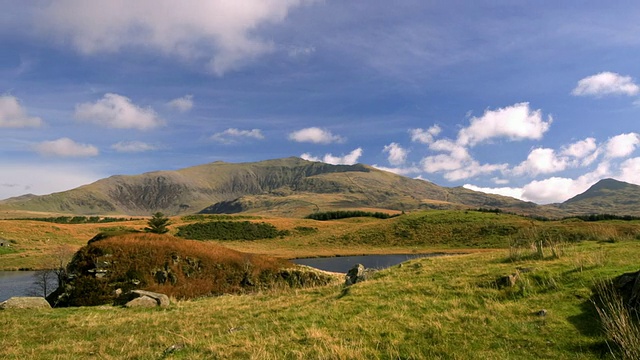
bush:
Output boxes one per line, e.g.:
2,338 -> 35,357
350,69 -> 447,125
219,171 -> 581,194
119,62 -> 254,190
306,210 -> 398,221
176,221 -> 287,240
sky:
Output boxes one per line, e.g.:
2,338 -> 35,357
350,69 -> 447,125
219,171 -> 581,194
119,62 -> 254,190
1,1 -> 639,204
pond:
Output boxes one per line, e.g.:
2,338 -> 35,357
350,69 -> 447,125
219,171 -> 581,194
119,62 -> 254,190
291,253 -> 447,273
0,271 -> 39,302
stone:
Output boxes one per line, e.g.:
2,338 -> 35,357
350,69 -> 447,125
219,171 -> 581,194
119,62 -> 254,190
345,264 -> 367,286
130,290 -> 170,307
612,269 -> 640,308
125,295 -> 158,308
496,273 -> 520,288
0,297 -> 51,309
536,309 -> 547,317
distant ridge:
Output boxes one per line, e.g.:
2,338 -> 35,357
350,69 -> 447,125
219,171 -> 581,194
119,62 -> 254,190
0,157 -> 546,217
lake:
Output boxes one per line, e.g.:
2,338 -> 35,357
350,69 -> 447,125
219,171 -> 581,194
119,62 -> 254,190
0,271 -> 39,302
291,253 -> 446,273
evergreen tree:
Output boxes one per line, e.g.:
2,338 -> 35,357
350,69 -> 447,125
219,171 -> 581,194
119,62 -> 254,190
145,212 -> 171,234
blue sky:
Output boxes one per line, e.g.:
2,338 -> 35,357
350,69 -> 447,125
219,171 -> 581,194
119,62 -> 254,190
1,1 -> 639,204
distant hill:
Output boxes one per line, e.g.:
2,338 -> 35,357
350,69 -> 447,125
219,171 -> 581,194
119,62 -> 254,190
555,178 -> 640,216
0,157 -> 547,217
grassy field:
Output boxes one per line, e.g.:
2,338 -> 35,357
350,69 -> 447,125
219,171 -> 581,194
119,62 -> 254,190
1,210 -> 640,270
2,239 -> 639,359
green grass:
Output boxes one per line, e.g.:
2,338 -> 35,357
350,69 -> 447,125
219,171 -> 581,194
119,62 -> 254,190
2,239 -> 639,359
0,246 -> 17,255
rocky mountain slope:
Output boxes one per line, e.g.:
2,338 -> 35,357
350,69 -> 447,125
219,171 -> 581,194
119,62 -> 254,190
0,157 -> 546,217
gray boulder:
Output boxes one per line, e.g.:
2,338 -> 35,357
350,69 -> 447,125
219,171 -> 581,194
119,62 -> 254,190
0,297 -> 51,309
345,264 -> 367,286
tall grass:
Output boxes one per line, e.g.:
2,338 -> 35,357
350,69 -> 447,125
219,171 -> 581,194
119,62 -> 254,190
592,280 -> 640,359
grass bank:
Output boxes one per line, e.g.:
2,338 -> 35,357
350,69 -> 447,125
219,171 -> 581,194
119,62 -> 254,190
2,239 -> 639,359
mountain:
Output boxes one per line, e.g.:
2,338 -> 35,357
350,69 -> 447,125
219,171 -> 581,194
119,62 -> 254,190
0,157 -> 547,217
556,178 -> 640,216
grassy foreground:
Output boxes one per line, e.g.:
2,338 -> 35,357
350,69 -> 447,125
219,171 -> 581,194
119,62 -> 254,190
2,239 -> 638,359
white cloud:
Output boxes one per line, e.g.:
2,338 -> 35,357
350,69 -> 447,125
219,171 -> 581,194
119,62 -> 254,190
37,0 -> 310,75
0,95 -> 43,128
35,138 -> 99,157
211,128 -> 265,144
512,148 -> 568,176
410,125 -> 441,144
111,141 -> 157,153
371,165 -> 420,176
572,71 -> 640,97
288,45 -> 316,58
383,142 -> 408,165
289,127 -> 345,144
300,148 -> 363,165
463,184 -> 524,200
443,161 -> 508,182
605,133 -> 640,158
457,102 -> 552,147
75,93 -> 163,130
561,137 -> 597,158
167,95 -> 194,112
618,157 -> 640,184
0,163 -> 104,200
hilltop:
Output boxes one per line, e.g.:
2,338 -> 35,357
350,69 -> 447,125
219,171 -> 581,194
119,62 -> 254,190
555,178 -> 640,216
0,157 -> 546,217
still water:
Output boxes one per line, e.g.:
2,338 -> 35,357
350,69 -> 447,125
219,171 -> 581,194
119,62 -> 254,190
292,253 -> 446,273
0,271 -> 38,302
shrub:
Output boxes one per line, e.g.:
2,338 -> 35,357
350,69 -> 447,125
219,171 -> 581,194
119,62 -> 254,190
176,221 -> 286,240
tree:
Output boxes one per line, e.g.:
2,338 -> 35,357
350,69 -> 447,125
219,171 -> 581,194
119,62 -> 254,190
145,212 -> 171,234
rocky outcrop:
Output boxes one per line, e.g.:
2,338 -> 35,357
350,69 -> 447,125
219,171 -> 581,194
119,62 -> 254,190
0,297 -> 51,309
345,264 -> 376,286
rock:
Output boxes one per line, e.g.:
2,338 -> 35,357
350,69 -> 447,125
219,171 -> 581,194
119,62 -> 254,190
125,295 -> 158,308
130,290 -> 170,307
496,272 -> 520,288
612,269 -> 640,308
536,309 -> 547,317
345,264 -> 367,286
0,297 -> 51,309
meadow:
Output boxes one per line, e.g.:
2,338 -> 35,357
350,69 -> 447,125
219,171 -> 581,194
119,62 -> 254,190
1,209 -> 639,359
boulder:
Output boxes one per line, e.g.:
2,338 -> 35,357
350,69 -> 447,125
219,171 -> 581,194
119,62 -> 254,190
345,264 -> 367,286
496,272 -> 520,289
613,269 -> 640,309
119,290 -> 170,308
125,295 -> 159,308
131,290 -> 170,307
0,297 -> 51,310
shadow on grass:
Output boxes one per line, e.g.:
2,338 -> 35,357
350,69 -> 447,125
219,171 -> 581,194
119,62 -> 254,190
567,298 -> 612,357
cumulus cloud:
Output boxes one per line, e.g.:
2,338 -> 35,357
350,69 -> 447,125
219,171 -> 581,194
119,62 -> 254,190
605,133 -> 640,158
75,93 -> 163,130
167,95 -> 194,112
383,142 -> 408,165
35,138 -> 99,157
37,0 -> 310,75
289,127 -> 345,144
618,157 -> 640,184
111,141 -> 157,153
410,125 -> 441,144
561,137 -> 599,166
211,128 -> 265,144
0,95 -> 43,128
457,103 -> 552,147
512,148 -> 568,176
371,165 -> 420,176
300,148 -> 363,165
463,184 -> 524,200
572,72 -> 640,97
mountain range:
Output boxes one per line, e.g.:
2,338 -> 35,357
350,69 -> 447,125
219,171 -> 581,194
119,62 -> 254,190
1,157 -> 638,217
